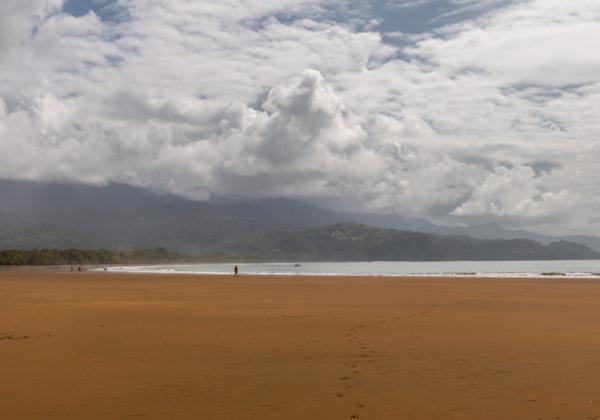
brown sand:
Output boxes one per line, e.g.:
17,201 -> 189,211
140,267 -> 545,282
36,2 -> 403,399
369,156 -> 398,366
2,271 -> 600,419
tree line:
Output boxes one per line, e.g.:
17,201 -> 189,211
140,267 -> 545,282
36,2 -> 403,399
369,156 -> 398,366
0,248 -> 263,266
0,247 -> 189,266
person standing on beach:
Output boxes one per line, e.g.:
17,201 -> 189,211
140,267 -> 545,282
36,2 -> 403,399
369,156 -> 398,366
234,265 -> 239,277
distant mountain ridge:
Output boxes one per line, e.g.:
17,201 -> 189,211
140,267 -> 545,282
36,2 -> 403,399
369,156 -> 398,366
433,222 -> 600,254
0,179 -> 599,259
232,223 -> 600,261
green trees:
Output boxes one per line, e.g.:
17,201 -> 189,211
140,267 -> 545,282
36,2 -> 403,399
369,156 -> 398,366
0,247 -> 187,266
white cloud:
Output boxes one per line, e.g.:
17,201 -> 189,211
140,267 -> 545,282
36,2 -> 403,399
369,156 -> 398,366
0,0 -> 63,52
451,165 -> 570,221
0,0 -> 599,235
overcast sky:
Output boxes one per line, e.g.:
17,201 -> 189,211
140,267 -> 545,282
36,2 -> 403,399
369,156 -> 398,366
1,0 -> 599,235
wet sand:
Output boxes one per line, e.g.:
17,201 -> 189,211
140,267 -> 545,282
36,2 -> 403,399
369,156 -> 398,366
2,270 -> 600,419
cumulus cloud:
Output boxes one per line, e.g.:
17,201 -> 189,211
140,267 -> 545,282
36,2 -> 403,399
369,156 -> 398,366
0,0 -> 62,52
451,166 -> 570,222
0,0 -> 598,235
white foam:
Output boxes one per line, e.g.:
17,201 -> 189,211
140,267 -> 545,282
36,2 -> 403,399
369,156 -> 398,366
95,261 -> 600,279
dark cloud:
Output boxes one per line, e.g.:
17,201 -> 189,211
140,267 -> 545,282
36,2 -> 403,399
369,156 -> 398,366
527,160 -> 562,176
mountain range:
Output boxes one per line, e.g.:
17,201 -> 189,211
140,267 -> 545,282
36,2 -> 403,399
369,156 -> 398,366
232,223 -> 599,261
0,179 -> 598,260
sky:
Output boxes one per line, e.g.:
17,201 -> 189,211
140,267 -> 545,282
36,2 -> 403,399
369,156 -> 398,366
0,0 -> 599,235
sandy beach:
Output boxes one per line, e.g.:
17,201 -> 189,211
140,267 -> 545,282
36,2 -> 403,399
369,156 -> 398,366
2,270 -> 600,419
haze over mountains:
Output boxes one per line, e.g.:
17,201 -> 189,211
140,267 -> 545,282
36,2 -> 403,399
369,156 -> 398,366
0,179 -> 598,261
236,223 -> 599,262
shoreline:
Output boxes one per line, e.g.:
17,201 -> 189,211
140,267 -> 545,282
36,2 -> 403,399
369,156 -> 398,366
4,263 -> 600,279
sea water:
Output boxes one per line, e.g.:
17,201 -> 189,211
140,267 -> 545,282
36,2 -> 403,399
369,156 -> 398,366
102,260 -> 600,278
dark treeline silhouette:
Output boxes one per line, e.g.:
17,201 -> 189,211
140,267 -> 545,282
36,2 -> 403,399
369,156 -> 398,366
0,247 -> 187,266
0,248 -> 260,266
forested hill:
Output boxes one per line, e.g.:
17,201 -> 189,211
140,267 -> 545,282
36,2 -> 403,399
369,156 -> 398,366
1,223 -> 598,265
1,180 -> 600,260
232,223 -> 600,262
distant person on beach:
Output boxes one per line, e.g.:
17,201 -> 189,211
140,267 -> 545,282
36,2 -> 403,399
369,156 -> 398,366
234,265 -> 239,277
78,266 -> 82,272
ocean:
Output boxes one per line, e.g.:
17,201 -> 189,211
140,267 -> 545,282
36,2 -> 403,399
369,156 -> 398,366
102,260 -> 600,278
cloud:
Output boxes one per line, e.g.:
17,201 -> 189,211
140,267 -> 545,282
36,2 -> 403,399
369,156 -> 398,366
0,0 -> 599,235
0,0 -> 62,52
451,165 -> 570,223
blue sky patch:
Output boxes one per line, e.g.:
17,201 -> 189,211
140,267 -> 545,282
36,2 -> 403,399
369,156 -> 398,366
63,0 -> 126,22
